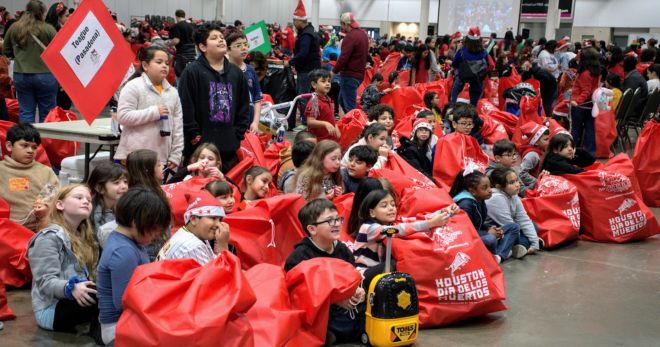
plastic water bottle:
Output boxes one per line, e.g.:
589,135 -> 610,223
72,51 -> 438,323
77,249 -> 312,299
159,116 -> 171,137
110,106 -> 121,136
276,124 -> 285,143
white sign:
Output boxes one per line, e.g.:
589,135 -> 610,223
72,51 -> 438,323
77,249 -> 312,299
245,29 -> 264,50
60,12 -> 114,87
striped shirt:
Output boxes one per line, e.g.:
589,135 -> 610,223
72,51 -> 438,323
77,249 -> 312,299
352,219 -> 431,269
157,227 -> 216,265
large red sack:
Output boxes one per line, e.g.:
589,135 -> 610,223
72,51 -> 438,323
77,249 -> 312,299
336,109 -> 367,151
414,79 -> 449,110
487,110 -> 518,136
237,132 -> 267,164
565,157 -> 659,243
632,120 -> 660,207
479,113 -> 509,144
263,139 -> 291,178
245,264 -> 303,346
226,156 -> 255,189
332,193 -> 356,243
116,254 -> 256,347
432,133 -> 489,189
381,86 -> 424,125
392,214 -> 507,327
0,120 -> 51,167
378,52 -> 402,90
522,175 -> 580,248
0,218 -> 33,288
286,258 -> 362,346
512,95 -> 545,146
390,113 -> 415,149
5,98 -> 19,123
594,109 -> 617,159
477,99 -> 498,116
498,66 -> 522,110
41,107 -> 80,167
397,188 -> 454,218
0,278 -> 16,321
483,78 -> 499,106
225,194 -> 306,269
0,197 -> 8,219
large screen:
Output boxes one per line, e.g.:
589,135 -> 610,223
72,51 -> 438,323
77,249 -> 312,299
439,0 -> 521,36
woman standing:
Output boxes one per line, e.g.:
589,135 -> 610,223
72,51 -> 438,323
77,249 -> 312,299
45,2 -> 72,110
2,0 -> 58,123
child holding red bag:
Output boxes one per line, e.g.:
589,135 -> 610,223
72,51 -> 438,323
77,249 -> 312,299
294,140 -> 344,200
397,118 -> 435,178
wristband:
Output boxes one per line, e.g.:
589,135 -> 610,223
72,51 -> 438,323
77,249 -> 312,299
64,275 -> 87,300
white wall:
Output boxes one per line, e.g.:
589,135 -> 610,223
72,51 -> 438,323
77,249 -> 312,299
573,0 -> 657,28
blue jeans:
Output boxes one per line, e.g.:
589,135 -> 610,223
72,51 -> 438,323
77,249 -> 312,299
450,75 -> 483,106
496,223 -> 520,260
571,104 -> 596,155
480,234 -> 497,254
13,72 -> 58,123
296,71 -> 312,125
339,75 -> 362,113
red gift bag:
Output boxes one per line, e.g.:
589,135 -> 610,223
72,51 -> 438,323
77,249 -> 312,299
432,133 -> 489,189
380,152 -> 438,192
391,113 -> 415,149
116,254 -> 256,347
0,120 -> 51,167
487,110 -> 518,136
0,278 -> 16,321
0,197 -> 8,219
378,52 -> 402,89
479,113 -> 509,144
512,95 -> 545,146
263,139 -> 291,178
238,132 -> 267,164
332,193 -> 356,242
226,156 -> 255,189
397,188 -> 454,218
498,66 -> 522,110
5,98 -> 19,123
476,99 -> 498,116
381,86 -> 424,125
415,79 -> 449,111
225,194 -> 306,269
483,78 -> 499,106
41,107 -> 80,167
286,258 -> 362,346
392,215 -> 507,327
594,109 -> 617,159
565,159 -> 659,243
336,109 -> 367,151
522,175 -> 580,248
0,218 -> 33,288
245,264 -> 303,346
632,120 -> 660,207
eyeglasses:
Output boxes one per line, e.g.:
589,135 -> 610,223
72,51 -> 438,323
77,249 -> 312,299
230,42 -> 249,49
311,217 -> 344,227
456,122 -> 474,128
501,153 -> 519,158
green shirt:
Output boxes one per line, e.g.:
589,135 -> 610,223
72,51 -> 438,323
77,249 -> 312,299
3,23 -> 57,73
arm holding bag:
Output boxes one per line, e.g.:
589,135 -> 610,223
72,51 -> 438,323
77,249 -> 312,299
116,253 -> 257,347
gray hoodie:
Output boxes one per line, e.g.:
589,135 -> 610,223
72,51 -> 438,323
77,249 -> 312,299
27,224 -> 88,312
485,188 -> 540,250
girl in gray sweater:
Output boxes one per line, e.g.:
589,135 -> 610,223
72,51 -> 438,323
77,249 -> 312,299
485,168 -> 541,256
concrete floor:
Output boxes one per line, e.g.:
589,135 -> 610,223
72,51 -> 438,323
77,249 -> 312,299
2,230 -> 658,347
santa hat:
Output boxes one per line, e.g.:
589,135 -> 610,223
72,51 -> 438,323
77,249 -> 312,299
412,118 -> 433,137
183,190 -> 225,225
557,39 -> 569,50
293,0 -> 307,20
450,31 -> 463,41
467,26 -> 481,40
520,122 -> 548,146
340,12 -> 360,29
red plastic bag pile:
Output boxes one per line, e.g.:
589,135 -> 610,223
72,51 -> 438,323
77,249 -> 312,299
432,133 -> 489,189
632,120 -> 660,207
522,175 -> 580,248
0,278 -> 16,321
336,109 -> 367,151
0,218 -> 33,288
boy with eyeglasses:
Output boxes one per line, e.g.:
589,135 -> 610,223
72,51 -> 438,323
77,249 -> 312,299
284,198 -> 366,345
486,139 -> 536,197
449,103 -> 484,144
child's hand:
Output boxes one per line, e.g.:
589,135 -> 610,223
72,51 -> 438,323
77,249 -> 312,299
383,88 -> 393,93
187,162 -> 203,172
205,166 -> 223,178
351,287 -> 366,305
72,281 -> 97,307
324,122 -> 337,136
158,104 -> 170,116
325,189 -> 337,200
445,203 -> 460,216
378,144 -> 390,157
214,222 -> 230,252
428,210 -> 450,228
488,226 -> 503,239
167,161 -> 178,171
333,185 -> 343,197
33,202 -> 49,220
337,298 -> 354,310
333,125 -> 342,139
539,170 -> 550,178
527,247 -> 537,255
248,122 -> 260,134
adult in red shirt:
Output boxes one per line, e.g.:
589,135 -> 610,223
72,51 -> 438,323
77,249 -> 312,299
570,47 -> 601,155
280,23 -> 296,56
332,12 -> 369,113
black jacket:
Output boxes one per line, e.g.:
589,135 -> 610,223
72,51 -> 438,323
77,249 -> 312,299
178,55 -> 251,157
623,70 -> 649,117
284,237 -> 355,272
397,137 -> 433,178
453,192 -> 494,235
541,149 -> 595,175
292,24 -> 321,73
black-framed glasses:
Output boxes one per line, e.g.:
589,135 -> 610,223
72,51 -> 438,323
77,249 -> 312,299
312,217 -> 344,227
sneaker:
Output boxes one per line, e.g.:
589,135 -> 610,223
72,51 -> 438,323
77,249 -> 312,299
512,245 -> 528,259
293,125 -> 307,132
494,255 -> 502,264
538,238 -> 545,249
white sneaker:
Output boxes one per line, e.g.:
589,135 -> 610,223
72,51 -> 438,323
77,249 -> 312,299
512,245 -> 528,259
494,255 -> 502,264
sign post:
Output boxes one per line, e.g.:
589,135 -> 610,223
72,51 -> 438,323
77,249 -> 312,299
41,0 -> 134,125
245,20 -> 272,54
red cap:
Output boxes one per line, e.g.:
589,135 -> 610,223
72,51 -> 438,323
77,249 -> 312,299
467,26 -> 481,40
183,190 -> 225,224
520,122 -> 548,146
557,39 -> 569,50
293,0 -> 307,20
450,31 -> 463,41
412,118 -> 433,137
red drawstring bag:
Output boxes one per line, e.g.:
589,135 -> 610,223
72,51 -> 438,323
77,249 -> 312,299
0,120 -> 51,167
512,95 -> 545,146
391,215 -> 507,327
116,254 -> 257,347
5,98 -> 19,123
381,86 -> 424,125
225,194 -> 306,269
586,154 -> 643,197
286,258 -> 362,346
41,107 -> 80,167
498,66 -> 522,110
477,99 -> 498,116
0,197 -> 8,219
521,175 -> 580,248
632,120 -> 660,207
487,110 -> 518,136
432,133 -> 489,189
483,78 -> 499,106
378,52 -> 402,89
238,132 -> 267,164
380,152 -> 439,193
263,139 -> 291,178
397,188 -> 454,218
331,193 -> 356,242
226,156 -> 254,189
594,109 -> 617,159
245,264 -> 303,346
391,113 -> 415,149
414,80 -> 449,110
0,278 -> 16,321
0,218 -> 33,288
565,158 -> 659,243
336,109 -> 367,151
479,113 -> 509,144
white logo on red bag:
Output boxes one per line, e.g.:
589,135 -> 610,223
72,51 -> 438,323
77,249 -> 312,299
615,198 -> 637,215
608,197 -> 647,238
445,252 -> 470,275
537,176 -> 571,195
562,192 -> 581,230
431,226 -> 469,252
598,172 -> 632,194
463,157 -> 487,173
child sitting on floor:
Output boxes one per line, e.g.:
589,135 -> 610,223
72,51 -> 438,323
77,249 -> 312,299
360,73 -> 392,112
342,145 -> 378,194
541,133 -> 595,175
294,140 -> 344,200
342,123 -> 390,170
169,143 -> 224,183
86,162 -> 128,247
519,122 -> 550,188
486,139 -> 536,197
279,140 -> 316,193
398,118 -> 435,178
367,104 -> 395,147
239,166 -> 273,209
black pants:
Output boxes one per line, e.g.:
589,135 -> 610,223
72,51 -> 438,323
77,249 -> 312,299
52,298 -> 101,338
0,96 -> 7,121
329,82 -> 341,117
220,150 -> 239,174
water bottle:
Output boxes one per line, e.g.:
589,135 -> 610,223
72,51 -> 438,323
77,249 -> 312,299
276,124 -> 285,143
110,106 -> 121,136
159,115 -> 171,137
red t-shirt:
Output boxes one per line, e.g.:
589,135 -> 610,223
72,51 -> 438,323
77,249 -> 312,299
305,94 -> 337,141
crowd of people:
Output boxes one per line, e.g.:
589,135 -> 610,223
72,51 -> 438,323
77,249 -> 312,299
0,0 -> 659,344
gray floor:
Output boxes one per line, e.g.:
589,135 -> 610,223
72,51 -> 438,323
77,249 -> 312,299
2,214 -> 659,347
